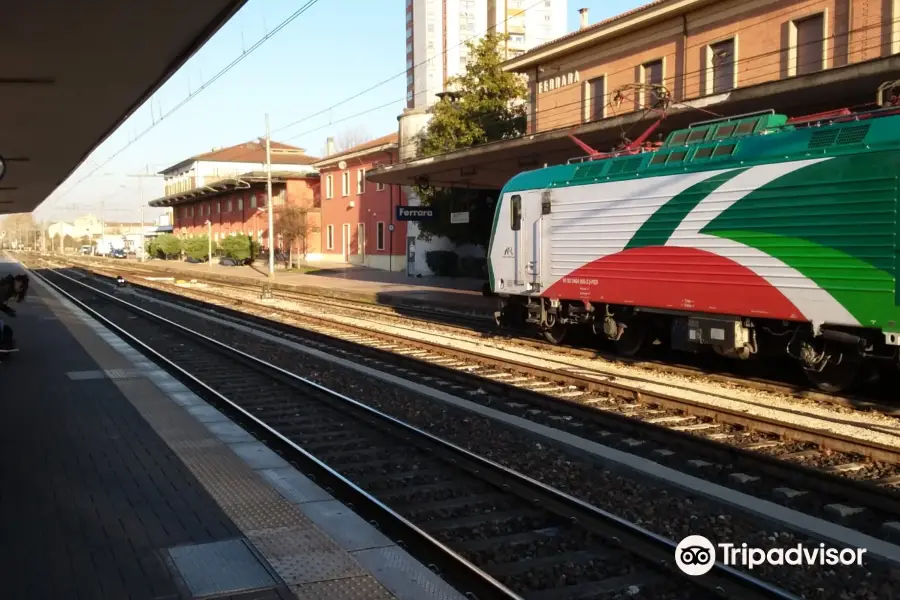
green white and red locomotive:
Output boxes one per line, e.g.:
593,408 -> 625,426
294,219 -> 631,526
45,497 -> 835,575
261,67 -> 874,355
488,89 -> 900,392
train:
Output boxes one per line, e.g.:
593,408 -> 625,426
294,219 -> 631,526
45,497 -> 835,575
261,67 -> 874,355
487,95 -> 900,393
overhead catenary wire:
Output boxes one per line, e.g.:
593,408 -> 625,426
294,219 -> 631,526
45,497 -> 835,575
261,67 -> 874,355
118,0 -> 567,176
391,14 -> 898,158
71,0 -> 886,216
208,0 -> 846,167
45,0 -> 325,210
153,19 -> 890,218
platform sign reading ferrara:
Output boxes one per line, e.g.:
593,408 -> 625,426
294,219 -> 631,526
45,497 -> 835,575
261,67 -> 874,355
396,206 -> 438,221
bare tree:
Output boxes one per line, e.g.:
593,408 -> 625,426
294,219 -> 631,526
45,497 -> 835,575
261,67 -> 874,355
275,205 -> 311,268
333,125 -> 373,153
0,213 -> 38,248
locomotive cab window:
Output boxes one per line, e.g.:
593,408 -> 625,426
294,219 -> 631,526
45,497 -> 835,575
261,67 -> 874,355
510,194 -> 522,231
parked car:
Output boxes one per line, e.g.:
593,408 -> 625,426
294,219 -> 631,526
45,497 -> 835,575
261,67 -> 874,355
110,248 -> 127,259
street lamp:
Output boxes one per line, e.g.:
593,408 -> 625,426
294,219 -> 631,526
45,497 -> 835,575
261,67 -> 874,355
205,220 -> 212,268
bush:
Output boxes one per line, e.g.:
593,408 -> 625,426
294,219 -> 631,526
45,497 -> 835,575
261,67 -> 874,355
148,234 -> 181,259
218,235 -> 260,261
459,255 -> 486,278
425,250 -> 458,277
182,236 -> 215,261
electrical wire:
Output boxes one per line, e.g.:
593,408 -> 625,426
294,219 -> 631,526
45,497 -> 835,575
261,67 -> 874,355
45,0 -> 325,209
390,13 -> 898,157
68,0 -> 890,213
110,0 -> 568,177
220,0 -> 843,164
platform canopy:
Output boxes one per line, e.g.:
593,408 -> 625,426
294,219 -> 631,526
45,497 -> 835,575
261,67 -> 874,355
367,55 -> 900,191
0,0 -> 249,215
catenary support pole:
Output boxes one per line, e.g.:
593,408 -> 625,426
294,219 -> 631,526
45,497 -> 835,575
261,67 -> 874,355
265,113 -> 275,279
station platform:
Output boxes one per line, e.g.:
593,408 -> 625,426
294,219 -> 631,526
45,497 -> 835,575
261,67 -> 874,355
58,254 -> 498,318
0,256 -> 467,600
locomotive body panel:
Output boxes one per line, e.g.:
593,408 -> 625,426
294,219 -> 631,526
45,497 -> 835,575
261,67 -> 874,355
489,140 -> 900,332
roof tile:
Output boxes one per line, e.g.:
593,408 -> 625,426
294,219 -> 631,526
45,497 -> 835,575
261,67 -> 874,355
161,139 -> 320,173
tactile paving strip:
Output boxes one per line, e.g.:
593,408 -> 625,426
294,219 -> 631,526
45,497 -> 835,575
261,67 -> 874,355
291,576 -> 399,600
248,526 -> 365,585
34,282 -> 452,600
104,368 -> 145,380
177,445 -> 309,532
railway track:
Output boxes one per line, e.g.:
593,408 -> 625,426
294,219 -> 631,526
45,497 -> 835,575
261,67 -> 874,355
40,258 -> 900,545
31,267 -> 794,600
53,253 -> 896,408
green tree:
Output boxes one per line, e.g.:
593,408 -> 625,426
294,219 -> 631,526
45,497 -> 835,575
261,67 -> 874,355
417,32 -> 527,157
414,32 -> 525,248
63,234 -> 75,249
151,233 -> 181,259
182,236 -> 215,261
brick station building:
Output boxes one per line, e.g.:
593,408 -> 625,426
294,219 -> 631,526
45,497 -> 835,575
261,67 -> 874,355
371,0 -> 900,192
148,140 -> 323,258
314,133 -> 408,271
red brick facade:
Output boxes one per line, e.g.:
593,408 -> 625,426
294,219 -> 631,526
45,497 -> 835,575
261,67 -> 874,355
315,134 -> 408,270
171,177 -> 321,254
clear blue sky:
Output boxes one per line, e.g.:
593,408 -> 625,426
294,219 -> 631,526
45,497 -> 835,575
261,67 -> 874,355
36,0 -> 647,223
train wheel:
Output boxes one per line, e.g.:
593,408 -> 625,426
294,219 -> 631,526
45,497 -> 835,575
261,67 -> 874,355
542,324 -> 568,345
804,356 -> 860,393
614,324 -> 645,357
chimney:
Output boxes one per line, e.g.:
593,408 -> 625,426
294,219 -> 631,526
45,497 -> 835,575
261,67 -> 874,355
326,136 -> 335,156
578,8 -> 589,29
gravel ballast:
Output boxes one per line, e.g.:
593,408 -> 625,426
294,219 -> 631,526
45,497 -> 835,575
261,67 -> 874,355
48,271 -> 900,598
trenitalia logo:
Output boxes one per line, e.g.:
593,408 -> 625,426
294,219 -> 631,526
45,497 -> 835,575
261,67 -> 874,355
396,206 -> 438,221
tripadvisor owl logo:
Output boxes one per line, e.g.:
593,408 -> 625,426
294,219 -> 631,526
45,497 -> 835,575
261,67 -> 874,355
675,534 -> 867,576
675,535 -> 716,576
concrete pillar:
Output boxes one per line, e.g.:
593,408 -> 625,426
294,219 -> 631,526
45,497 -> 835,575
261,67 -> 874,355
397,106 -> 436,276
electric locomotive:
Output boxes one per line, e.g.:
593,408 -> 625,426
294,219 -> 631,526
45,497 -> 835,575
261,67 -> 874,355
488,86 -> 900,393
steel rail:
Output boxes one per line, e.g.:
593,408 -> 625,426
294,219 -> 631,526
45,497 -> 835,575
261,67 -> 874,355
46,259 -> 900,520
33,265 -> 800,600
52,253 -> 897,411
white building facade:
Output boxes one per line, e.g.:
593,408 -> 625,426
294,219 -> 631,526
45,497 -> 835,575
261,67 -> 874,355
159,140 -> 318,196
406,0 -> 567,109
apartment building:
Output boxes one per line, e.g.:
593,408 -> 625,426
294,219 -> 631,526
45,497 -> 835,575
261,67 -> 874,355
406,0 -> 568,108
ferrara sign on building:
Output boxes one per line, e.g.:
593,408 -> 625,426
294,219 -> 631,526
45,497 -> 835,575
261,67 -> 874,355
538,71 -> 580,94
396,206 -> 438,221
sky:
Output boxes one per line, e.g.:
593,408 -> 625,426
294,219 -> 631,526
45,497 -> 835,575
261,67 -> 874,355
36,0 -> 648,224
